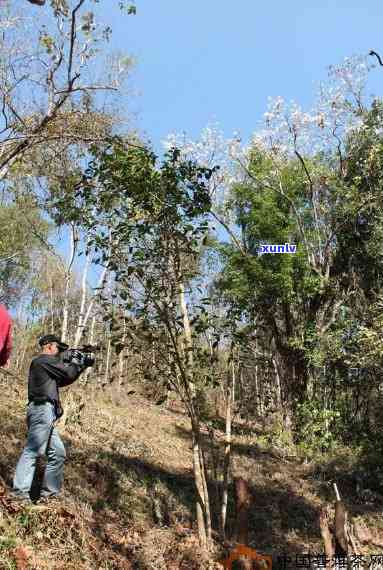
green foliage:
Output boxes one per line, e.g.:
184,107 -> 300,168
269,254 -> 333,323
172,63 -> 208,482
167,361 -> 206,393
296,400 -> 341,455
0,194 -> 50,305
263,417 -> 295,450
216,100 -> 383,450
76,137 -> 223,404
219,158 -> 318,315
118,1 -> 137,14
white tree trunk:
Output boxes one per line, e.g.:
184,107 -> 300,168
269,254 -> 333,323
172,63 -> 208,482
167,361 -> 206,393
192,428 -> 208,551
61,224 -> 77,343
76,262 -> 108,346
178,280 -> 211,550
74,233 -> 111,346
103,335 -> 111,386
49,276 -> 55,333
74,251 -> 90,347
273,357 -> 282,409
220,359 -> 234,540
118,317 -> 127,390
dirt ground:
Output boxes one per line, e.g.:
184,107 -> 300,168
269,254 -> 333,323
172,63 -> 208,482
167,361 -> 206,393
0,378 -> 382,569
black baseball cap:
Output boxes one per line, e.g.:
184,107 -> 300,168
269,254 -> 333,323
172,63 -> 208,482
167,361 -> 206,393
38,334 -> 69,352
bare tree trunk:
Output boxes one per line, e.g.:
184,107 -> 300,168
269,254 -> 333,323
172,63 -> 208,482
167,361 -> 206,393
16,343 -> 28,374
273,357 -> 282,410
232,353 -> 236,407
324,385 -> 329,440
220,354 -> 235,540
319,508 -> 335,560
320,484 -> 360,564
255,354 -> 259,414
179,281 -> 193,367
74,251 -> 90,347
179,279 -> 211,551
61,224 -> 77,343
118,317 -> 127,391
199,442 -> 212,544
40,313 -> 47,333
49,276 -> 55,333
75,260 -> 108,347
103,334 -> 111,386
191,425 -> 208,551
234,478 -> 252,570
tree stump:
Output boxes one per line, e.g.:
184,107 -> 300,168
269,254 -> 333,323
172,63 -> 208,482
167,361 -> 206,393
234,477 -> 252,570
319,484 -> 361,566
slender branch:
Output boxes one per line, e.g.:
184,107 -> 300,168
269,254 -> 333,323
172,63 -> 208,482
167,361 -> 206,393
294,148 -> 313,191
68,0 -> 86,83
6,100 -> 27,130
286,119 -> 322,263
0,98 -> 10,135
210,211 -> 246,256
0,90 -> 68,176
55,84 -> 119,95
369,50 -> 383,66
47,52 -> 64,112
331,125 -> 344,177
66,222 -> 78,275
293,134 -> 323,264
3,72 -> 29,95
3,2 -> 85,176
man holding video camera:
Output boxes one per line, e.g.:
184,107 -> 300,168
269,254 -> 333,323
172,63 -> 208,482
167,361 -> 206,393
12,334 -> 94,505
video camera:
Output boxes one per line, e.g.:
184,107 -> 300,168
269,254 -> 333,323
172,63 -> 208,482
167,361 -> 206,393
60,344 -> 99,368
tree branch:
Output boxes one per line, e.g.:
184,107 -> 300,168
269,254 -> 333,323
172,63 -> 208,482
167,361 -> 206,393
68,0 -> 86,83
369,50 -> 383,66
210,211 -> 246,256
55,84 -> 119,95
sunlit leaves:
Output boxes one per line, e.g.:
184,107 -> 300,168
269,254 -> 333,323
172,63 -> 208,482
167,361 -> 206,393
39,30 -> 55,54
118,1 -> 136,15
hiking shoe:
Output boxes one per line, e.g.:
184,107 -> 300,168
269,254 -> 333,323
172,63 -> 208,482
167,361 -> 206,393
36,495 -> 61,506
9,493 -> 32,505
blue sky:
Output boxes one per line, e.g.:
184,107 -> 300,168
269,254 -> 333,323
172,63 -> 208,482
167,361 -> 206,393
98,0 -> 383,150
54,0 -> 383,291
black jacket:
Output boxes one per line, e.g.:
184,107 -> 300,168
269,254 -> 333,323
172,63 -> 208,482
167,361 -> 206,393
28,354 -> 83,406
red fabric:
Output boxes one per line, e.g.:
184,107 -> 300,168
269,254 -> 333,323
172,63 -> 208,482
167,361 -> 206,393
0,304 -> 12,366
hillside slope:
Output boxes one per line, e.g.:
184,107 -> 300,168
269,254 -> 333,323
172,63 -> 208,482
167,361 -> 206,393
0,378 -> 382,569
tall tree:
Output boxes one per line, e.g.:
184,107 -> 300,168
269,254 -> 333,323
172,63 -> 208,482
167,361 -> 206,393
73,138 -> 222,552
0,0 -> 134,180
